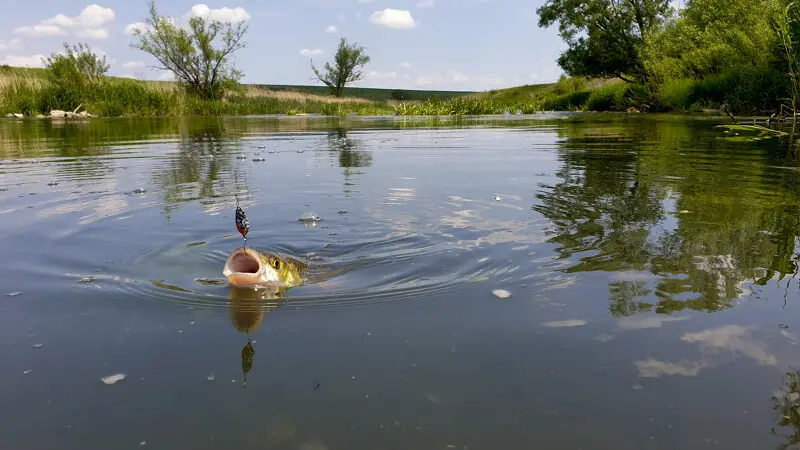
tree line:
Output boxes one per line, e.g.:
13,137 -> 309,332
537,0 -> 800,115
45,0 -> 371,100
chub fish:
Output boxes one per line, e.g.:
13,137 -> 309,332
223,247 -> 304,288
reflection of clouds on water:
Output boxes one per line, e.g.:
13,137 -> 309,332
384,187 -> 416,205
617,315 -> 690,331
635,358 -> 707,378
542,319 -> 587,328
633,324 -> 777,378
681,325 -> 777,365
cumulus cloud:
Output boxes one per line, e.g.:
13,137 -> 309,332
15,5 -> 115,39
188,4 -> 251,22
417,0 -> 435,7
0,39 -> 23,52
370,9 -> 416,29
325,25 -> 338,33
398,61 -> 412,69
122,60 -> 145,69
416,70 -> 468,86
300,48 -> 324,56
14,25 -> 67,37
0,54 -> 46,68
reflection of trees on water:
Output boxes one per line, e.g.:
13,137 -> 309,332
149,118 -> 246,216
326,128 -> 372,194
327,128 -> 372,169
772,369 -> 800,449
534,119 -> 800,316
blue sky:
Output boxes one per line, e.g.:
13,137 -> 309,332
0,1 -> 568,91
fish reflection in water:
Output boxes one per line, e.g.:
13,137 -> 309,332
227,285 -> 285,388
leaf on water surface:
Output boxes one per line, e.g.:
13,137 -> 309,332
151,280 -> 192,293
194,278 -> 226,286
470,277 -> 489,283
6,292 -> 22,297
182,241 -> 206,249
101,373 -> 126,385
492,289 -> 511,299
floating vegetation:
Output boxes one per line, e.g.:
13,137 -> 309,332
716,124 -> 789,141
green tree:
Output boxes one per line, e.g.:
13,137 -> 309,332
536,0 -> 672,81
43,42 -> 109,88
642,0 -> 781,83
310,37 -> 371,97
129,0 -> 248,100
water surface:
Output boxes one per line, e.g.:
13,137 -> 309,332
2,114 -> 800,449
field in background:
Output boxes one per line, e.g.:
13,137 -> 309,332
250,84 -> 474,102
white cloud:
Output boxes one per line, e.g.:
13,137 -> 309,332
370,9 -> 416,29
417,0 -> 435,7
14,25 -> 67,37
300,48 -> 324,56
325,25 -> 338,33
189,4 -> 251,22
158,71 -> 175,81
0,39 -> 22,53
77,28 -> 109,39
15,5 -> 115,39
122,60 -> 145,69
124,22 -> 147,35
398,61 -> 412,69
0,54 -> 46,68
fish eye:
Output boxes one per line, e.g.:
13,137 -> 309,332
272,259 -> 281,269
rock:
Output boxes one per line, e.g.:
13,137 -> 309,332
12,113 -> 23,119
34,114 -> 46,119
6,113 -> 23,118
78,111 -> 89,118
65,111 -> 76,118
49,110 -> 66,118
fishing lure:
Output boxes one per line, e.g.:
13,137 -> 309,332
235,198 -> 250,246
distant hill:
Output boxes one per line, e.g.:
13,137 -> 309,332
250,84 -> 476,102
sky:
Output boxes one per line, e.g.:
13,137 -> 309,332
0,0 -> 569,92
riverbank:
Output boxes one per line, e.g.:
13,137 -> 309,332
2,66 -> 782,118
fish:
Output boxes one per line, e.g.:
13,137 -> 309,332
223,247 -> 305,288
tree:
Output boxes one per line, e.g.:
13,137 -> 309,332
43,42 -> 109,87
536,0 -> 672,81
129,0 -> 248,100
310,37 -> 370,96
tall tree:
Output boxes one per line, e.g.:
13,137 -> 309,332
129,0 -> 248,100
536,0 -> 672,81
310,37 -> 371,97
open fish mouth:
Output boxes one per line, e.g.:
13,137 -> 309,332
223,248 -> 265,287
227,249 -> 261,274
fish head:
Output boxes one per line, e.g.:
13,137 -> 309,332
223,247 -> 303,288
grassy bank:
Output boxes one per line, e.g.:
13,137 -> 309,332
0,66 -> 427,117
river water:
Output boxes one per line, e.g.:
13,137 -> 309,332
2,114 -> 800,449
